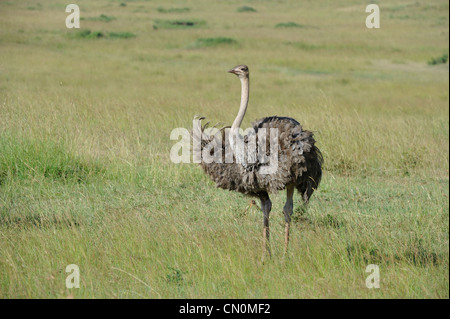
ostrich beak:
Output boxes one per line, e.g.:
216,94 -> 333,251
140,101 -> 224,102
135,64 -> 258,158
228,68 -> 238,74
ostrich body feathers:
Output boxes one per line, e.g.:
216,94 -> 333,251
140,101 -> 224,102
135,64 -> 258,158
193,115 -> 323,202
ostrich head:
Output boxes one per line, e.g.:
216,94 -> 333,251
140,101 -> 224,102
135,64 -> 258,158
228,64 -> 249,79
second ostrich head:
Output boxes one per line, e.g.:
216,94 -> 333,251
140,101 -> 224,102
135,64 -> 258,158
228,64 -> 249,79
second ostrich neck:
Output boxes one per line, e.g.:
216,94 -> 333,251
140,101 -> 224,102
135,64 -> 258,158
229,76 -> 249,165
231,76 -> 249,132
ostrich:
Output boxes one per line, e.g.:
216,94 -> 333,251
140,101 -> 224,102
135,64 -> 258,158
193,65 -> 323,259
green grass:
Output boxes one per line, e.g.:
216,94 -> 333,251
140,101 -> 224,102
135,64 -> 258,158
428,53 -> 449,65
69,30 -> 136,39
108,31 -> 136,39
275,22 -> 307,28
190,37 -> 238,48
0,135 -> 104,186
153,19 -> 206,30
70,29 -> 105,39
0,0 -> 448,299
81,14 -> 117,23
286,41 -> 325,51
237,6 -> 257,13
157,7 -> 190,14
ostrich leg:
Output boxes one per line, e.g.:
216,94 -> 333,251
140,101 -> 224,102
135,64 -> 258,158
260,192 -> 272,262
283,185 -> 295,254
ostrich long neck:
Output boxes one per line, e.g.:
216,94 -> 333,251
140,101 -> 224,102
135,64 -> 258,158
231,76 -> 249,132
229,76 -> 249,165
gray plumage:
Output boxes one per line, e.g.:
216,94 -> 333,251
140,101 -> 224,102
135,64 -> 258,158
193,65 -> 323,258
195,116 -> 322,200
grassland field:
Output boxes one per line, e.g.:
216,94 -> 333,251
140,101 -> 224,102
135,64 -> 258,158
0,0 -> 448,298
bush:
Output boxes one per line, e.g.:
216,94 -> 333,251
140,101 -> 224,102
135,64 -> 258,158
108,32 -> 136,39
69,30 -> 135,40
157,7 -> 190,13
428,53 -> 448,65
275,22 -> 306,28
237,6 -> 256,12
71,30 -> 105,39
153,19 -> 206,29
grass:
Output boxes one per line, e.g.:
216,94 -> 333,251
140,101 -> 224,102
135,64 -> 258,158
0,0 -> 448,299
237,6 -> 257,13
70,29 -> 105,39
153,19 -> 206,30
275,22 -> 307,28
286,41 -> 325,51
428,53 -> 449,65
108,31 -> 136,39
69,30 -> 136,39
0,135 -> 104,186
157,7 -> 190,14
190,37 -> 238,48
81,14 -> 116,23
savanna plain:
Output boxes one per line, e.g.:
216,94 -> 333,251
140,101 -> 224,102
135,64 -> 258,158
0,0 -> 448,298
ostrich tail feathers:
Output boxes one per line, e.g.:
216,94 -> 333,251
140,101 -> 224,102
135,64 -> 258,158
191,116 -> 227,156
193,115 -> 206,121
